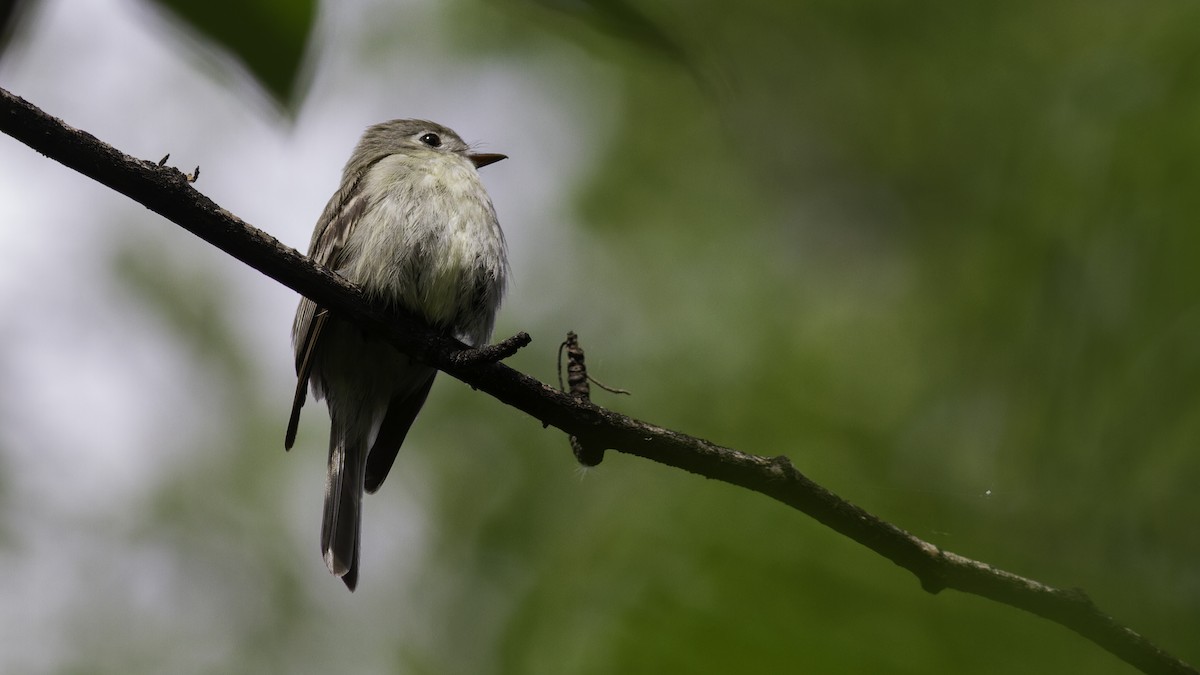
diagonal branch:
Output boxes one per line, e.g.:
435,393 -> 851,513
0,85 -> 1193,675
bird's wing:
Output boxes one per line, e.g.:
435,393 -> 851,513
364,369 -> 436,493
285,304 -> 328,449
285,171 -> 374,449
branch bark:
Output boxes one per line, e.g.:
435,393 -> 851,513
1,85 -> 1193,675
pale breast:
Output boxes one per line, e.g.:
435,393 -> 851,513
340,153 -> 507,344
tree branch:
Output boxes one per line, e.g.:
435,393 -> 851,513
1,86 -> 1193,675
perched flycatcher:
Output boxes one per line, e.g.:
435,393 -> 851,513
285,119 -> 508,590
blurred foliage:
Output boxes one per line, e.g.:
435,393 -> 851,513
431,0 -> 1200,673
525,0 -> 690,65
13,0 -> 1200,673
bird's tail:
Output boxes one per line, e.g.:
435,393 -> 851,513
322,412 -> 367,591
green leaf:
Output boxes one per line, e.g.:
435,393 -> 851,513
145,0 -> 315,111
0,0 -> 36,60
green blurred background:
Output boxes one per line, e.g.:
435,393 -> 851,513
1,0 -> 1198,672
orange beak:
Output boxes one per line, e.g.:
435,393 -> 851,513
469,153 -> 507,169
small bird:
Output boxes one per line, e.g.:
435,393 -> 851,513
285,119 -> 508,590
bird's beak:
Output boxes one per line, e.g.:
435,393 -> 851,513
469,153 -> 507,169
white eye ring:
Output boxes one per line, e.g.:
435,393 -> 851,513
419,133 -> 442,148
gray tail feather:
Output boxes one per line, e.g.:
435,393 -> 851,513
321,417 -> 365,591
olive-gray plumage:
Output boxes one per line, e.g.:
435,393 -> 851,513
286,119 -> 508,590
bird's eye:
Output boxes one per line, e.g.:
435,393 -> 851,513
419,133 -> 442,148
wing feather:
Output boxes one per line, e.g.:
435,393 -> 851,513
285,165 -> 378,449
